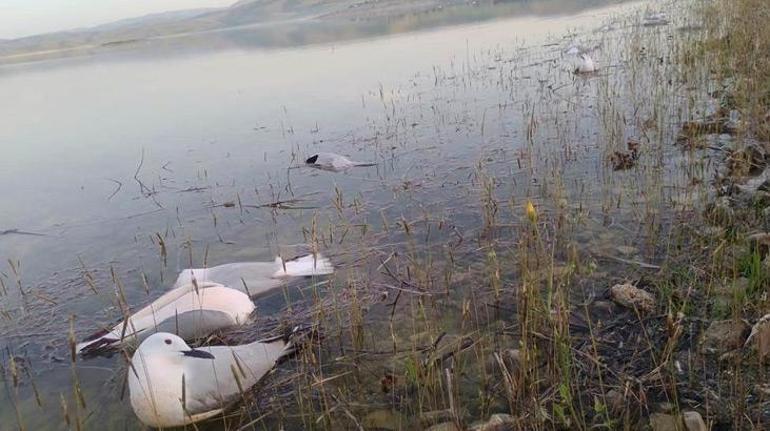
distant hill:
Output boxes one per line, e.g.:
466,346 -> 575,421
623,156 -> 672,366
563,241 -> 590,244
0,0 -> 626,64
88,8 -> 217,32
0,0 -> 350,57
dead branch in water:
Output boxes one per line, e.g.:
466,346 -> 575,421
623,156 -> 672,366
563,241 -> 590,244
106,178 -> 122,200
242,198 -> 317,210
133,148 -> 163,208
0,229 -> 46,237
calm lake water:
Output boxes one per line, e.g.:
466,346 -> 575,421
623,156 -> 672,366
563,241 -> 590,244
0,0 -> 683,428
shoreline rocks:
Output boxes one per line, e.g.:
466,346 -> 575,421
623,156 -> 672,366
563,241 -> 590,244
610,283 -> 656,314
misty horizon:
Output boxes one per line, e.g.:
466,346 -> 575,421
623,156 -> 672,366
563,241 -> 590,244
0,0 -> 237,39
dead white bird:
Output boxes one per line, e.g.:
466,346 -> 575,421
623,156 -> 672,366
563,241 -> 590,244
172,253 -> 334,297
576,53 -> 597,74
643,11 -> 669,26
305,152 -> 376,172
565,45 -> 581,55
564,41 -> 586,56
129,332 -> 293,427
76,282 -> 254,355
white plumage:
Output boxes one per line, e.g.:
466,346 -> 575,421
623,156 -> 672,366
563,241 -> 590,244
129,332 -> 292,427
77,254 -> 332,355
172,253 -> 334,297
576,53 -> 597,74
565,45 -> 581,55
77,282 -> 254,355
305,152 -> 376,172
643,11 -> 669,26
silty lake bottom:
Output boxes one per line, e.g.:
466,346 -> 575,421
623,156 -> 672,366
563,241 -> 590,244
1,0 -> 770,429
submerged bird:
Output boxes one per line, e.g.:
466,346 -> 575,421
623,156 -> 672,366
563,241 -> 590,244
565,44 -> 581,56
77,282 -> 254,355
78,254 -> 331,355
564,40 -> 589,56
305,152 -> 376,172
172,253 -> 334,297
643,11 -> 669,26
575,53 -> 597,74
129,332 -> 293,428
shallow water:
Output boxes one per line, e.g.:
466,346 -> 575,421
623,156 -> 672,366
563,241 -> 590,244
0,0 -> 704,428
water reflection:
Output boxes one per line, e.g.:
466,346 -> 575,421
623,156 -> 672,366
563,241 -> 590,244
0,0 -> 653,428
204,0 -> 635,49
0,0 -> 633,66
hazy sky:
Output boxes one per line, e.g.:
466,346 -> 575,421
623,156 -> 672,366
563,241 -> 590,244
0,0 -> 237,39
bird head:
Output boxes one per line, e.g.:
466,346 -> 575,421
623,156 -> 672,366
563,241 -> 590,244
137,333 -> 215,362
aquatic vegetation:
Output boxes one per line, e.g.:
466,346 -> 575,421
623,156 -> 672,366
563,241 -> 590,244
1,0 -> 770,429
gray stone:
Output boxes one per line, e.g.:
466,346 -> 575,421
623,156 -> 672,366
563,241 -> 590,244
610,283 -> 656,314
657,402 -> 675,413
362,410 -> 408,430
420,410 -> 456,428
469,413 -> 515,431
650,413 -> 683,431
701,320 -> 750,354
426,423 -> 462,431
682,411 -> 708,431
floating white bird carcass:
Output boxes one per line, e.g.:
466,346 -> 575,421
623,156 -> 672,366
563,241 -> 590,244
172,253 -> 334,297
575,53 -> 597,74
76,282 -> 254,355
77,254 -> 332,355
128,332 -> 293,427
643,11 -> 669,26
305,152 -> 376,172
564,40 -> 588,56
565,44 -> 581,56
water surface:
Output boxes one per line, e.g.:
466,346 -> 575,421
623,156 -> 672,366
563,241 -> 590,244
0,0 -> 679,428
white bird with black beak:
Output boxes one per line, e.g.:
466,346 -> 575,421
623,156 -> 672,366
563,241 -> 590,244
305,153 -> 376,172
128,332 -> 292,427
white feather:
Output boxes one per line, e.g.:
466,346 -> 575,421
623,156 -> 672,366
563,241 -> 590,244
576,53 -> 597,74
77,283 -> 254,354
306,152 -> 376,172
643,11 -> 669,26
129,333 -> 291,427
172,253 -> 334,297
272,254 -> 335,278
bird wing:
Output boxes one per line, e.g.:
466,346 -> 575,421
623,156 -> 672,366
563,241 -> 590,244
173,262 -> 280,296
112,284 -> 233,340
181,340 -> 288,415
150,309 -> 239,341
173,256 -> 332,297
272,254 -> 334,279
129,283 -> 199,321
78,283 -> 206,354
79,309 -> 234,355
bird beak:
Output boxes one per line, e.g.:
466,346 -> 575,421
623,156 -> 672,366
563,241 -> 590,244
182,348 -> 215,359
